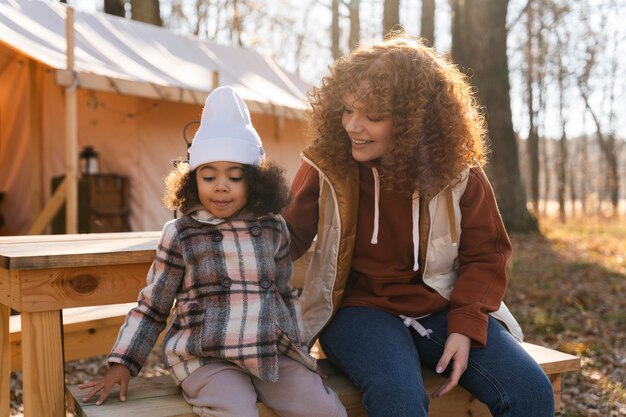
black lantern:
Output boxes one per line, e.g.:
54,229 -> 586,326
79,146 -> 100,175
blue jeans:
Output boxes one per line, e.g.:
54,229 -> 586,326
319,307 -> 555,417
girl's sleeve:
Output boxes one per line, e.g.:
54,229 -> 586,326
447,167 -> 512,347
108,221 -> 186,375
282,161 -> 320,260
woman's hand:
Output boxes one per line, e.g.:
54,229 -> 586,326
78,363 -> 131,405
432,332 -> 471,399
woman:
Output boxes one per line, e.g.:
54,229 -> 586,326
282,34 -> 554,417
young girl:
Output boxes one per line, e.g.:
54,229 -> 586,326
283,35 -> 555,417
79,86 -> 347,417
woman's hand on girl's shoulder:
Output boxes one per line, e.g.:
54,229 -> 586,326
78,363 -> 131,405
431,332 -> 471,399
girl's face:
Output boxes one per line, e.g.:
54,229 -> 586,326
195,161 -> 247,219
341,92 -> 394,162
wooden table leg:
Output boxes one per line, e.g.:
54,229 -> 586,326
0,304 -> 9,417
549,373 -> 562,412
21,310 -> 65,417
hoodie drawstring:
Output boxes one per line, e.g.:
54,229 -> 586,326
412,196 -> 420,271
369,169 -> 455,268
370,168 -> 380,244
400,315 -> 432,338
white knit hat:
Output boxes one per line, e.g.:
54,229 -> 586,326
188,86 -> 265,170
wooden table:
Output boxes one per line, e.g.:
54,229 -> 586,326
0,232 -> 161,417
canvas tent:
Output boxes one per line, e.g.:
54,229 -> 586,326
0,0 -> 313,236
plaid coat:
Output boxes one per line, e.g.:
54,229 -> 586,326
108,209 -> 316,384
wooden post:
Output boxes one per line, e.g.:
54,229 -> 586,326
21,310 -> 65,417
0,303 -> 9,416
29,60 -> 42,229
65,7 -> 78,234
211,70 -> 219,90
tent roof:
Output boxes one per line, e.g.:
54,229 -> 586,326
0,0 -> 311,119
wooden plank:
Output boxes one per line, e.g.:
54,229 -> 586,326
21,310 -> 65,417
70,394 -> 194,417
9,303 -> 136,333
8,269 -> 21,311
522,342 -> 580,374
17,263 -> 149,312
0,231 -> 159,246
0,268 -> 9,306
0,231 -> 160,270
0,303 -> 9,417
66,376 -> 194,417
69,375 -> 183,403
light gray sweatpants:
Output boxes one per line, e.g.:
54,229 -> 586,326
180,355 -> 347,417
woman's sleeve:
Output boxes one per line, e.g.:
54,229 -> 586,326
108,221 -> 186,375
282,161 -> 321,260
447,167 -> 512,347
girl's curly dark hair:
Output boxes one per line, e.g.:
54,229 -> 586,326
307,33 -> 488,199
163,160 -> 291,216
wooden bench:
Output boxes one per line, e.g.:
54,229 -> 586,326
66,342 -> 580,417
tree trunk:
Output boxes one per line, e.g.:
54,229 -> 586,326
556,38 -> 567,223
130,0 -> 162,26
580,92 -> 620,215
420,0 -> 435,46
104,0 -> 125,17
580,133 -> 589,216
331,0 -> 341,59
524,0 -> 540,214
232,0 -> 243,47
539,137 -> 552,216
348,0 -> 360,51
527,128 -> 539,214
568,155 -> 577,218
451,0 -> 537,232
383,0 -> 401,37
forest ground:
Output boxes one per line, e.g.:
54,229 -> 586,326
507,215 -> 626,416
8,215 -> 626,416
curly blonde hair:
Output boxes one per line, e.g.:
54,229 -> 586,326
307,33 -> 488,198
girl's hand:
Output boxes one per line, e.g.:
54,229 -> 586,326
78,363 -> 131,405
432,332 -> 471,399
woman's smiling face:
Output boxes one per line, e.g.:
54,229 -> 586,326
341,91 -> 394,163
